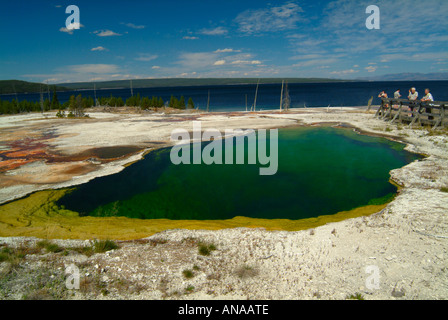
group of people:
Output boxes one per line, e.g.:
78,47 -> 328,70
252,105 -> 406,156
378,87 -> 434,102
378,87 -> 435,116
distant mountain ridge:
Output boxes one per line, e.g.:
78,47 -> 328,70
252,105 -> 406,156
0,80 -> 70,95
2,75 -> 446,95
357,72 -> 448,81
57,78 -> 349,90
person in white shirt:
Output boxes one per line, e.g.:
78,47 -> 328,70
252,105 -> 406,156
421,88 -> 434,102
408,87 -> 418,100
421,88 -> 434,120
394,90 -> 401,99
407,87 -> 419,115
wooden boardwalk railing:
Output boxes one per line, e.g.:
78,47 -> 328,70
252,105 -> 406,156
376,98 -> 448,129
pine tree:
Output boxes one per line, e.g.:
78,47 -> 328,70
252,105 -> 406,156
141,97 -> 150,110
169,95 -> 175,108
51,86 -> 60,110
75,94 -> 84,117
136,93 -> 141,107
87,96 -> 94,107
187,97 -> 195,109
44,99 -> 51,111
179,96 -> 186,109
173,97 -> 180,109
150,96 -> 157,108
68,95 -> 76,117
109,96 -> 117,107
125,96 -> 133,106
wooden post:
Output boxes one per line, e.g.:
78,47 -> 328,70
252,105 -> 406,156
434,104 -> 445,129
280,80 -> 284,112
366,96 -> 373,112
391,101 -> 402,123
409,103 -> 422,128
207,90 -> 210,113
442,104 -> 446,128
382,99 -> 392,120
375,99 -> 384,118
40,85 -> 44,114
94,82 -> 98,107
253,79 -> 260,112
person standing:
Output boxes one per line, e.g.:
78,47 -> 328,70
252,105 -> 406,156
421,88 -> 434,102
408,87 -> 419,115
408,87 -> 418,100
378,91 -> 389,110
421,88 -> 434,120
392,90 -> 401,111
378,91 -> 388,98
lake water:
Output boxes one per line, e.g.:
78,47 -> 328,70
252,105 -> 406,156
56,126 -> 421,221
3,80 -> 448,112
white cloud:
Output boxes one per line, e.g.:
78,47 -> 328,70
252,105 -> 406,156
322,0 -> 448,49
183,36 -> 199,40
214,48 -> 241,53
91,46 -> 108,52
121,22 -> 145,29
162,50 -> 269,78
152,66 -> 161,69
380,52 -> 448,63
94,30 -> 121,37
176,52 -> 221,69
288,37 -> 328,55
330,69 -> 359,75
67,64 -> 121,74
290,54 -> 324,60
231,60 -> 262,65
135,54 -> 158,62
214,60 -> 226,66
59,27 -> 73,35
293,58 -> 340,68
59,23 -> 84,35
365,66 -> 377,73
235,2 -> 304,34
199,27 -> 228,36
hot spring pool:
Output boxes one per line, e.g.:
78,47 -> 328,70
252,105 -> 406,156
57,126 -> 420,221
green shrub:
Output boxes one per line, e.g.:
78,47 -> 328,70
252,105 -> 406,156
92,239 -> 119,253
0,252 -> 10,262
346,292 -> 364,300
198,243 -> 217,256
182,269 -> 195,279
37,240 -> 63,253
185,286 -> 195,293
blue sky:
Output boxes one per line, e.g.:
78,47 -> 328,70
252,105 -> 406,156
0,0 -> 447,83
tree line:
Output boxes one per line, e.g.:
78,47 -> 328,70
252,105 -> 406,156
0,86 -> 196,116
